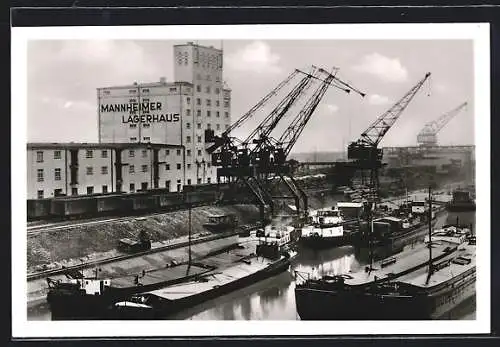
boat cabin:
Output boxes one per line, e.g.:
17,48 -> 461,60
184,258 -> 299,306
411,201 -> 428,215
337,202 -> 364,219
256,225 -> 293,259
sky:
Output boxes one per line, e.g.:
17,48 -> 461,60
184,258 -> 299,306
27,39 -> 474,153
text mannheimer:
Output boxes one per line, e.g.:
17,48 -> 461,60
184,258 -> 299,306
100,102 -> 180,123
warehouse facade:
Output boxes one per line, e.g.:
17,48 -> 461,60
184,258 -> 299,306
97,42 -> 232,186
27,143 -> 185,199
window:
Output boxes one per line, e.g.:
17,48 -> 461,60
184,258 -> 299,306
186,109 -> 191,117
101,166 -> 108,175
225,124 -> 229,130
86,167 -> 93,175
142,124 -> 151,128
129,89 -> 137,94
224,101 -> 230,108
165,149 -> 170,156
215,87 -> 220,94
37,190 -> 44,199
165,181 -> 170,191
37,168 -> 44,182
186,122 -> 191,129
196,85 -> 201,92
142,150 -> 147,158
187,179 -> 192,185
177,184 -> 181,192
207,178 -> 211,183
216,100 -> 220,107
207,110 -> 211,117
197,123 -> 202,129
143,136 -> 151,141
102,185 -> 108,193
176,149 -> 181,156
206,86 -> 211,93
187,150 -> 191,157
187,163 -> 191,170
197,178 -> 202,184
142,165 -> 148,173
206,99 -> 211,106
186,136 -> 191,143
216,124 -> 220,130
101,150 -> 108,158
196,98 -> 201,105
86,150 -> 93,158
54,189 -> 63,197
197,136 -> 202,143
169,87 -> 177,92
87,186 -> 94,195
142,88 -> 150,93
186,97 -> 191,105
196,73 -> 201,80
129,124 -> 137,128
129,165 -> 135,174
207,123 -> 211,129
129,183 -> 135,192
197,110 -> 201,117
54,150 -> 61,159
130,137 -> 137,141
129,150 -> 135,157
225,112 -> 229,118
36,151 -> 43,163
216,111 -> 220,118
54,168 -> 61,181
207,162 -> 211,168
141,182 -> 148,190
197,150 -> 202,156
176,163 -> 181,170
165,164 -> 170,170
71,188 -> 78,196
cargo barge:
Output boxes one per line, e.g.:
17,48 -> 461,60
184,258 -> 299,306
107,227 -> 294,319
295,226 -> 475,320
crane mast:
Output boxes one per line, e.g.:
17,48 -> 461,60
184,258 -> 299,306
417,101 -> 468,146
348,72 -> 431,200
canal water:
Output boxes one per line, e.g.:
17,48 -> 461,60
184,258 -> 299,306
28,244 -> 476,321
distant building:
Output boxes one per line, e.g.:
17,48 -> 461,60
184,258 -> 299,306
97,42 -> 232,186
27,143 -> 184,199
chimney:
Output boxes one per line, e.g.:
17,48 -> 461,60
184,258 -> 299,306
159,77 -> 166,84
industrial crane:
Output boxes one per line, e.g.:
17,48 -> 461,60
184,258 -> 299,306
348,72 -> 431,199
255,68 -> 366,217
417,101 -> 468,146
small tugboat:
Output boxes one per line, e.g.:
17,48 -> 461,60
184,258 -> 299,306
299,204 -> 365,249
108,226 -> 294,319
295,189 -> 476,320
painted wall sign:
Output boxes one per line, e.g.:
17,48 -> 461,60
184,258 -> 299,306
121,114 -> 180,123
100,102 -> 162,113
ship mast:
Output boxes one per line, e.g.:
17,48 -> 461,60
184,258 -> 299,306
425,186 -> 433,285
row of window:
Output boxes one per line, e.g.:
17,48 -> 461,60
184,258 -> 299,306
190,109 -> 230,118
190,98 -> 230,108
194,85 -> 222,95
36,166 -> 109,182
186,122 -> 224,131
36,150 -> 109,163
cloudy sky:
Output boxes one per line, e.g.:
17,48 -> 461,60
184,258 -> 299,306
27,39 -> 474,153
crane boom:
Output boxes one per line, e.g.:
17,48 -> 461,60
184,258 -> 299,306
417,101 -> 467,146
243,67 -> 318,149
359,72 -> 431,147
276,68 -> 363,160
206,69 -> 299,154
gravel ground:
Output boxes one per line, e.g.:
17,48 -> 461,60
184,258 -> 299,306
27,204 -> 260,272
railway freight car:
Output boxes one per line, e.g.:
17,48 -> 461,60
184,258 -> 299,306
50,196 -> 98,219
27,199 -> 52,220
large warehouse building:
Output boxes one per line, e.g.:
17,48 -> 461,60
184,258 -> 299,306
27,42 -> 232,200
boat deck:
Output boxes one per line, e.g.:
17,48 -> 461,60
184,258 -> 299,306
344,240 -> 469,286
111,264 -> 209,288
144,255 -> 278,300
